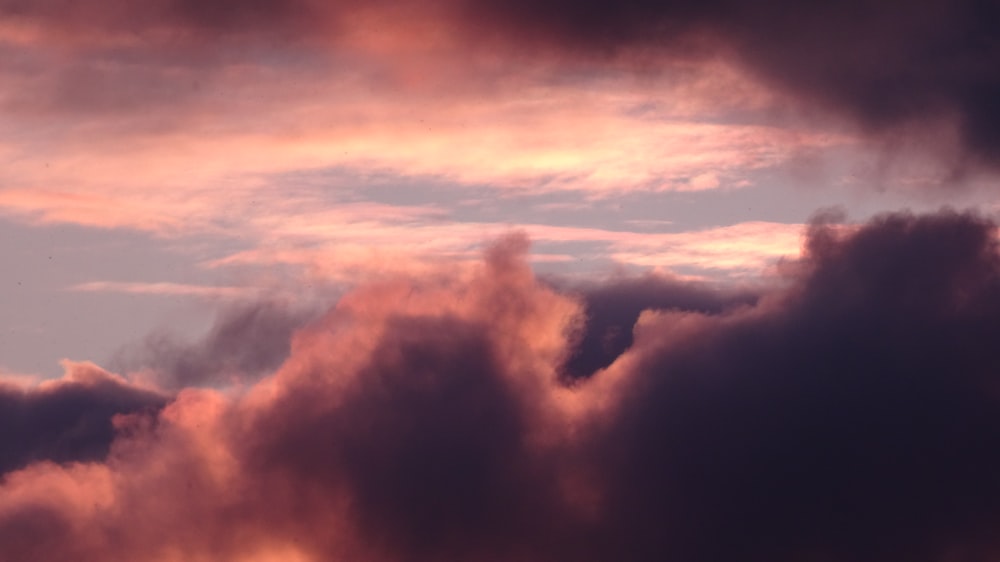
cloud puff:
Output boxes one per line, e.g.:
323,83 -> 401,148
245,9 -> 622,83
4,212 -> 1000,561
0,361 -> 166,476
111,298 -> 319,389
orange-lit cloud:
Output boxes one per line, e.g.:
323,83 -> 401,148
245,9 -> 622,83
0,50 -> 835,290
0,0 -> 918,293
5,213 -> 1000,561
0,60 -> 829,206
205,217 -> 804,282
68,281 -> 263,298
1,0 -> 998,557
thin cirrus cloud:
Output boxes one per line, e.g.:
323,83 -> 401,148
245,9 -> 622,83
68,281 -> 262,298
203,216 -> 806,281
0,59 -> 825,197
0,47 -> 832,281
4,211 -> 1000,561
3,0 -> 988,297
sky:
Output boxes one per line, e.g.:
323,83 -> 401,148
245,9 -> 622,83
2,1 -> 1000,561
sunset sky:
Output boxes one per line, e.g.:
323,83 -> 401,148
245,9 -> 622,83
3,1 -> 1000,561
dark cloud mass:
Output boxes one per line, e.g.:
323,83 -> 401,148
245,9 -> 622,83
560,273 -> 758,378
470,0 -> 1000,166
0,363 -> 166,476
593,211 -> 1000,561
4,211 -> 1000,561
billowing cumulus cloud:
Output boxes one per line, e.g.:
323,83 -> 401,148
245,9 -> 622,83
4,211 -> 1000,561
586,210 -> 1000,561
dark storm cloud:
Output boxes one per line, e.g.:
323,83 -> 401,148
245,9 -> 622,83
559,273 -> 758,379
466,0 -> 1000,166
112,299 -> 317,389
590,210 -> 1000,562
5,213 -> 1000,561
0,363 -> 166,476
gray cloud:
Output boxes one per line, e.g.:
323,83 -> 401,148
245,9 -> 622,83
0,362 -> 166,476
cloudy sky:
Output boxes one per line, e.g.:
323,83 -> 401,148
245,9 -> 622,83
2,1 -> 1000,560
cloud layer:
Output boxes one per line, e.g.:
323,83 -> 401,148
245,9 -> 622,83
4,211 -> 1000,561
4,0 -> 996,167
473,0 -> 1000,164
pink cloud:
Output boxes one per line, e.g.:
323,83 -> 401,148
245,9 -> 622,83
4,214 -> 1000,560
